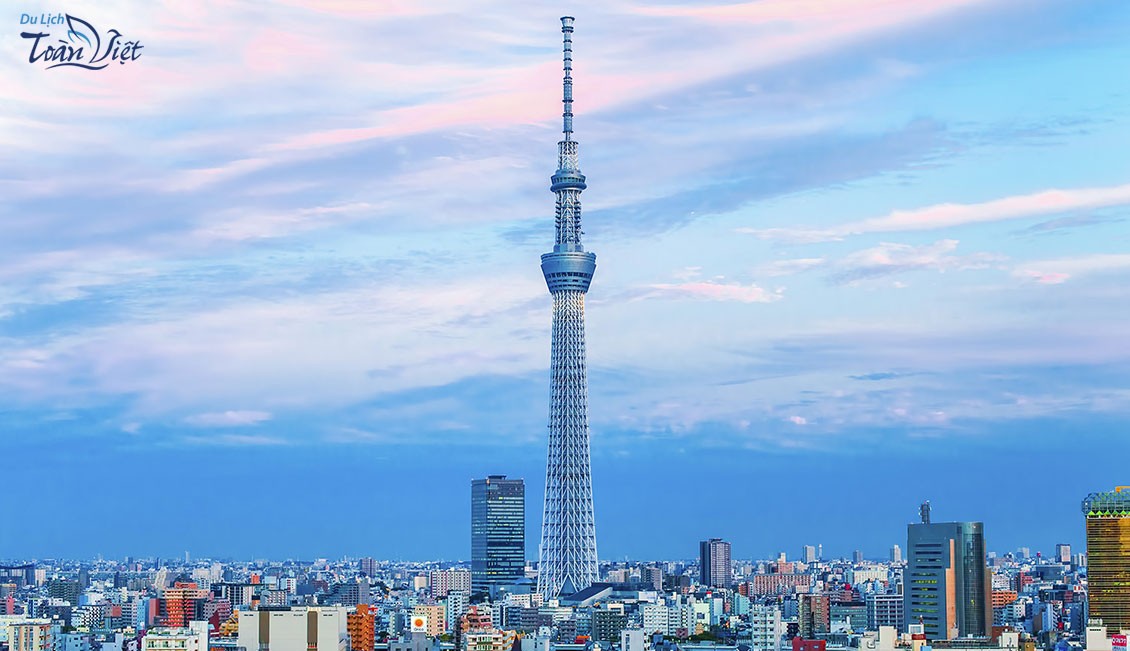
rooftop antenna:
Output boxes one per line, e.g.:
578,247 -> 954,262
920,500 -> 931,524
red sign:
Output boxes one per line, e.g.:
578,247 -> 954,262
1112,634 -> 1127,650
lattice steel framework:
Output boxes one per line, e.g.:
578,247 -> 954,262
537,16 -> 599,600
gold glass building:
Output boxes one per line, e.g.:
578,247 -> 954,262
1083,487 -> 1130,633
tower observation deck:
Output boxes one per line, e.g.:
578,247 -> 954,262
536,16 -> 599,600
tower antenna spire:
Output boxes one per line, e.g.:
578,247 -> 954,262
561,16 -> 574,141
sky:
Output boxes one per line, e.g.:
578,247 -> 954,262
1,0 -> 1128,563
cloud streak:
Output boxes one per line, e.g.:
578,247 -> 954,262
745,182 -> 1130,241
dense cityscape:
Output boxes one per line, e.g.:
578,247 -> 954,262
0,484 -> 1127,651
3,10 -> 1128,651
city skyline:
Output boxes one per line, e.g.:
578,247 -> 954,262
1,0 -> 1129,559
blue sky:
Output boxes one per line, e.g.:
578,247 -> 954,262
1,0 -> 1128,562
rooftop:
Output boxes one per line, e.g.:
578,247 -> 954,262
1082,487 -> 1130,517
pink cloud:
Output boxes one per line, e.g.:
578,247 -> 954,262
1013,254 -> 1130,285
854,185 -> 1130,233
1016,270 -> 1070,285
646,281 -> 783,303
747,182 -> 1130,241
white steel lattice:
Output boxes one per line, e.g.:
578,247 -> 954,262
537,16 -> 599,600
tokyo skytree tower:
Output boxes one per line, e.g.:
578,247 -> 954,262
536,16 -> 599,600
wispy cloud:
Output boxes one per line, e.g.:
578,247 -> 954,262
180,433 -> 289,446
186,410 -> 273,427
757,258 -> 826,277
643,281 -> 784,303
829,239 -> 1001,284
744,183 -> 1130,242
1014,253 -> 1130,285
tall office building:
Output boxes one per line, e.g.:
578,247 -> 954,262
853,550 -> 864,563
537,16 -> 600,600
358,558 -> 378,577
904,519 -> 990,639
1055,543 -> 1071,564
1082,487 -> 1130,633
890,545 -> 903,564
471,475 -> 525,596
802,546 -> 817,564
700,539 -> 732,588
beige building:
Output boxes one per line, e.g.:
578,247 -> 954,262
237,607 -> 347,651
0,618 -> 53,651
465,630 -> 517,651
412,605 -> 446,637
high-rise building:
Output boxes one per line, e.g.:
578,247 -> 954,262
471,475 -> 525,596
358,558 -> 378,578
159,582 -> 208,628
866,593 -> 904,632
798,594 -> 830,639
1054,543 -> 1071,564
412,605 -> 446,637
429,569 -> 471,599
347,605 -> 375,651
1082,487 -> 1130,633
802,546 -> 817,564
890,545 -> 902,564
537,16 -> 600,600
853,550 -> 864,564
700,539 -> 732,588
593,610 -> 627,644
749,605 -> 782,651
904,519 -> 991,640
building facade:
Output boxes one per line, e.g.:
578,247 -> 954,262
237,607 -> 347,651
471,476 -> 525,596
1082,487 -> 1130,633
699,539 -> 732,588
429,569 -> 471,600
904,521 -> 991,640
749,604 -> 783,651
866,593 -> 904,632
142,623 -> 208,651
347,605 -> 375,651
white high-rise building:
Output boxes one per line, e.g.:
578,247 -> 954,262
143,622 -> 208,651
620,629 -> 648,651
749,605 -> 782,651
445,591 -> 469,632
642,603 -> 669,636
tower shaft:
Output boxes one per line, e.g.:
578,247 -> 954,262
537,16 -> 598,600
